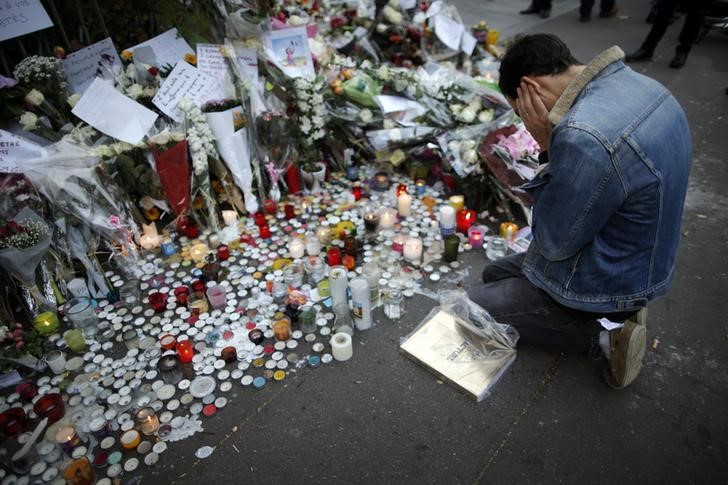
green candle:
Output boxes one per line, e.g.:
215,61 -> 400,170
63,329 -> 87,353
33,311 -> 60,335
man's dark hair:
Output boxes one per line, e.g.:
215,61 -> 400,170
498,34 -> 580,99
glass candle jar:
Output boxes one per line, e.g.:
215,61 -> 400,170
217,245 -> 230,261
188,292 -> 209,316
56,426 -> 82,455
263,198 -> 278,215
283,263 -> 305,289
221,346 -> 237,363
157,354 -> 183,384
147,291 -> 167,313
16,380 -> 37,401
316,279 -> 331,298
46,350 -> 67,374
299,307 -> 317,334
305,233 -> 322,256
363,210 -> 380,232
379,207 -> 398,229
33,311 -> 59,335
468,226 -> 485,249
284,204 -> 296,220
203,261 -> 221,282
332,303 -> 354,336
65,297 -> 98,339
456,209 -> 476,234
253,211 -> 267,227
173,286 -> 190,306
206,285 -> 227,309
176,339 -> 194,363
160,334 -> 177,351
373,172 -> 390,191
352,185 -> 363,201
288,237 -> 305,259
303,256 -> 326,284
120,280 -> 141,307
384,283 -> 403,320
486,236 -> 508,261
0,407 -> 28,437
343,235 -> 358,257
33,392 -> 65,424
123,330 -> 140,350
443,234 -> 460,262
273,317 -> 292,341
63,329 -> 87,353
259,224 -> 271,239
448,195 -> 465,211
63,457 -> 95,485
327,247 -> 342,266
120,429 -> 141,450
191,279 -> 205,293
134,407 -> 160,436
88,417 -> 111,440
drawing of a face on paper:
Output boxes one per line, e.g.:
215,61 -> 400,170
273,36 -> 305,67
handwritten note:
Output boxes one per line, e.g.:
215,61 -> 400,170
0,0 -> 53,42
127,28 -> 193,68
62,38 -> 122,95
196,44 -> 227,78
235,47 -> 259,85
0,129 -> 46,173
72,78 -> 158,144
434,14 -> 464,52
152,60 -> 223,122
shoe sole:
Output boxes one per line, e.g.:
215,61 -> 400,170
621,324 -> 646,387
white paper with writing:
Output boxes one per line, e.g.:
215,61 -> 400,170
62,38 -> 122,95
196,44 -> 227,78
0,129 -> 46,173
235,47 -> 259,85
263,26 -> 315,78
152,60 -> 224,122
72,78 -> 158,144
461,31 -> 477,56
127,28 -> 193,68
434,14 -> 464,52
0,0 -> 53,42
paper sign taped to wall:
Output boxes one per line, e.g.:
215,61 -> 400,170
0,0 -> 53,42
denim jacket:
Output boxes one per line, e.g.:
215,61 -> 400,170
521,46 -> 691,313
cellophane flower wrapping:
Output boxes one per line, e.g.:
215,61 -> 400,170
151,139 -> 192,217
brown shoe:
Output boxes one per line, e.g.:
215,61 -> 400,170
604,320 -> 646,389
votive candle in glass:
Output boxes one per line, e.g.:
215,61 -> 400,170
415,179 -> 425,196
263,198 -> 278,215
46,350 -> 67,374
499,221 -> 519,241
327,247 -> 342,266
328,266 -> 349,306
363,209 -> 380,232
456,209 -> 476,234
448,195 -> 465,211
191,279 -> 205,293
134,407 -> 160,436
284,204 -> 296,220
176,339 -> 194,363
273,317 -> 292,341
396,183 -> 408,197
33,392 -> 65,424
160,334 -> 177,351
161,239 -> 177,257
392,234 -> 406,253
221,346 -> 237,363
259,224 -> 271,239
373,172 -> 390,191
208,233 -> 221,249
316,226 -> 332,245
379,207 -> 398,229
222,210 -> 238,227
217,244 -> 230,261
148,291 -> 167,313
56,426 -> 82,456
206,285 -> 227,309
189,243 -> 209,263
352,185 -> 363,201
403,236 -> 423,263
188,292 -> 208,316
288,237 -> 305,259
468,226 -> 485,249
33,311 -> 59,335
306,233 -> 322,256
63,329 -> 86,353
253,211 -> 267,227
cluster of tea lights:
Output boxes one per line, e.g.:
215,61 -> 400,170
0,169 -> 496,484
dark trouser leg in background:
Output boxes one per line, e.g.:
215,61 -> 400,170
642,0 -> 680,52
467,253 -> 635,354
670,0 -> 712,67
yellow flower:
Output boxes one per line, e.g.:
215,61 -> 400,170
334,221 -> 355,239
184,53 -> 197,65
121,50 -> 133,61
144,207 -> 160,221
192,195 -> 205,209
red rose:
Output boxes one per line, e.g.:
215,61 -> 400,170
148,66 -> 159,76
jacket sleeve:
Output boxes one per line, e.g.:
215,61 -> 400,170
530,126 -> 626,261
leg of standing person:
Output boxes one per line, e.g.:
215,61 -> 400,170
580,0 -> 595,21
539,0 -> 552,18
598,0 -> 618,17
669,0 -> 712,68
626,0 -> 680,62
520,0 -> 541,15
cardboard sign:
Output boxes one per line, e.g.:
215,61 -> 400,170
62,37 -> 122,95
127,28 -> 193,68
0,129 -> 46,173
152,60 -> 223,122
72,78 -> 158,144
0,0 -> 53,42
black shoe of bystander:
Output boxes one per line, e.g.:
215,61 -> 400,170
625,47 -> 653,62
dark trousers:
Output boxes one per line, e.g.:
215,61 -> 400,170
528,0 -> 552,10
580,0 -> 616,17
466,253 -> 637,354
643,0 -> 713,51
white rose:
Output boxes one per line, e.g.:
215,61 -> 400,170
462,140 -> 477,150
383,119 -> 396,130
0,325 -> 8,340
112,142 -> 133,155
170,132 -> 185,142
468,98 -> 481,113
462,149 -> 478,164
288,15 -> 305,26
359,108 -> 373,123
459,107 -> 476,123
19,111 -> 38,130
25,89 -> 44,106
450,104 -> 463,115
478,109 -> 494,123
388,0 -> 400,8
143,86 -> 157,98
448,140 -> 461,152
127,84 -> 144,99
376,23 -> 388,34
382,6 -> 403,24
67,93 -> 81,108
151,132 -> 170,145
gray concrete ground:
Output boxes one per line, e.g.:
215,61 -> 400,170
147,1 -> 728,483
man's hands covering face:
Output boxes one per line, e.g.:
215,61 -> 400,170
516,81 -> 552,152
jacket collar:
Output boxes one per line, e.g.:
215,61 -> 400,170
548,46 -> 625,125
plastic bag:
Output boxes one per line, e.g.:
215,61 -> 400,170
399,289 -> 518,401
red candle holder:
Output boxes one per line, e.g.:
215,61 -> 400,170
33,393 -> 65,425
176,339 -> 194,363
16,381 -> 37,401
263,199 -> 278,215
148,291 -> 167,313
0,407 -> 28,437
184,224 -> 199,239
221,346 -> 238,363
259,224 -> 271,239
191,279 -> 205,293
285,164 -> 302,194
284,204 -> 296,220
352,185 -> 363,201
240,234 -> 256,247
160,334 -> 177,351
253,211 -> 267,227
456,209 -> 477,234
396,183 -> 408,197
327,247 -> 342,266
174,286 -> 190,306
217,245 -> 230,261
